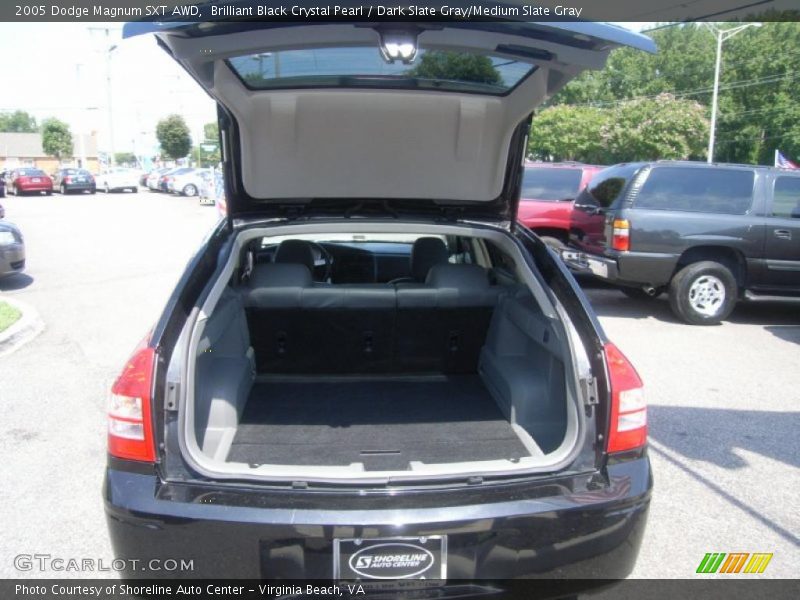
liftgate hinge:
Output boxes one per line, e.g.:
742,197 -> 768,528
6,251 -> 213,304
580,377 -> 599,406
165,381 -> 180,411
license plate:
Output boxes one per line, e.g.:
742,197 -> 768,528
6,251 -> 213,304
32,178 -> 41,182
588,258 -> 609,278
334,536 -> 446,580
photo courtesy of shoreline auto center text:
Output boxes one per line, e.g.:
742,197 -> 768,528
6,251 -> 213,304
0,0 -> 797,599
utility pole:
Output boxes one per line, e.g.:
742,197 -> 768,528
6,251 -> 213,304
704,22 -> 762,163
88,26 -> 119,167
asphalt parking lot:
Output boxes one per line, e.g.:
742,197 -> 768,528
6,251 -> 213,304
0,191 -> 797,579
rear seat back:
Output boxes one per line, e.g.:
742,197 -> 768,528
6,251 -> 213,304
397,264 -> 503,373
244,263 -> 506,374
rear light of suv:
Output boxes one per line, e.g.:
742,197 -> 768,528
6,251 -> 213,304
107,337 -> 156,462
604,342 -> 647,453
611,219 -> 630,251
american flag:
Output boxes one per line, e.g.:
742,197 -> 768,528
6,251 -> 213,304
775,150 -> 799,170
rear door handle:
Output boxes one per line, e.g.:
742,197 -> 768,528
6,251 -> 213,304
773,229 -> 792,240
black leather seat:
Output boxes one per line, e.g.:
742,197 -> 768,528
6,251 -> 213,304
394,237 -> 449,285
396,264 -> 502,373
274,239 -> 316,272
243,261 -> 504,375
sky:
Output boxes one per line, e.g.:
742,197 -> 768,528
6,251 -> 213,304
0,22 -> 651,159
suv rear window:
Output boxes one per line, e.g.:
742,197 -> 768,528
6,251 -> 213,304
228,46 -> 535,95
576,164 -> 638,209
772,176 -> 800,218
521,167 -> 583,201
634,167 -> 754,215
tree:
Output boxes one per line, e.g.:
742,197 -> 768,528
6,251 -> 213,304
528,105 -> 609,163
0,110 -> 38,133
602,94 -> 708,162
156,114 -> 192,160
41,118 -> 73,160
406,51 -> 502,86
203,122 -> 219,143
114,152 -> 136,166
527,95 -> 708,163
549,22 -> 800,165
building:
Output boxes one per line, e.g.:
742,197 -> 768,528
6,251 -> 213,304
0,132 -> 100,173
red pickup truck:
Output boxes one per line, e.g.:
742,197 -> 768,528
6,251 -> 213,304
518,162 -> 602,249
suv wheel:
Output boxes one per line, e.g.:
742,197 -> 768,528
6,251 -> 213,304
669,261 -> 737,325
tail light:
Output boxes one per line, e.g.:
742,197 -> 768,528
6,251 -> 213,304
605,342 -> 647,453
611,219 -> 631,251
108,336 -> 156,462
64,176 -> 72,184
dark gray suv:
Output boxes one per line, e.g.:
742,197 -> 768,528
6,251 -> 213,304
565,161 -> 800,325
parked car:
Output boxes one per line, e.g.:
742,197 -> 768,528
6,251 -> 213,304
0,220 -> 25,278
105,20 -> 654,583
51,168 -> 97,195
8,167 -> 53,196
0,170 -> 6,198
97,167 -> 140,193
168,167 -> 210,197
517,162 -> 603,249
145,167 -> 170,191
563,161 -> 800,325
160,167 -> 193,193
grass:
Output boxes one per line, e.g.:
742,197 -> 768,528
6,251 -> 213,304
0,300 -> 22,333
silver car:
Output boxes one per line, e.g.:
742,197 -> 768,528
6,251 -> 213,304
0,221 -> 25,278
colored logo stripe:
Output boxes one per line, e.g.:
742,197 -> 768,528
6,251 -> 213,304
697,552 -> 772,574
744,553 -> 773,574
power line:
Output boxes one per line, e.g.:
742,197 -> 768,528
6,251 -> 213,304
565,71 -> 800,108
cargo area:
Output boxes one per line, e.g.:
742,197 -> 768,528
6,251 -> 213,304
184,234 -> 581,480
228,375 -> 534,469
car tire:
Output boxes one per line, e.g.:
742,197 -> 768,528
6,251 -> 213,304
621,286 -> 663,300
539,236 -> 566,251
60,184 -> 67,195
104,183 -> 110,194
668,261 -> 737,325
130,187 -> 138,193
45,190 -> 52,196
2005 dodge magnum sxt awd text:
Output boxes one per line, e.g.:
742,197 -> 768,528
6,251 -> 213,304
104,17 -> 655,582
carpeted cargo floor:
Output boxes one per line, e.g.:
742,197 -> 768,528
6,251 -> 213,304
227,375 -> 529,470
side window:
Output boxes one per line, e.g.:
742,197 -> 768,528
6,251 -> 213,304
771,177 -> 800,218
485,240 -> 517,280
576,165 -> 637,209
634,167 -> 754,215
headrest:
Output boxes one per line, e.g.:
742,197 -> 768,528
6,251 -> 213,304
426,264 -> 490,289
274,239 -> 316,272
411,237 -> 449,281
249,263 -> 312,289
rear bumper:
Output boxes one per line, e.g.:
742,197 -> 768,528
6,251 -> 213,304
0,244 -> 25,277
64,182 -> 96,192
105,457 -> 651,579
561,249 -> 677,287
17,184 -> 52,192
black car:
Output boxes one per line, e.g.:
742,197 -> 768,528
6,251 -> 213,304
0,170 -> 6,198
104,20 -> 654,583
564,161 -> 800,325
51,168 -> 97,194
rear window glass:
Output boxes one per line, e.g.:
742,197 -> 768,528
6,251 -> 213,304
228,47 -> 535,95
577,164 -> 638,208
17,168 -> 45,177
634,167 -> 754,215
521,167 -> 583,201
772,176 -> 800,218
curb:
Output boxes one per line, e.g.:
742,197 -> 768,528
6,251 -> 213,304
0,296 -> 45,358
